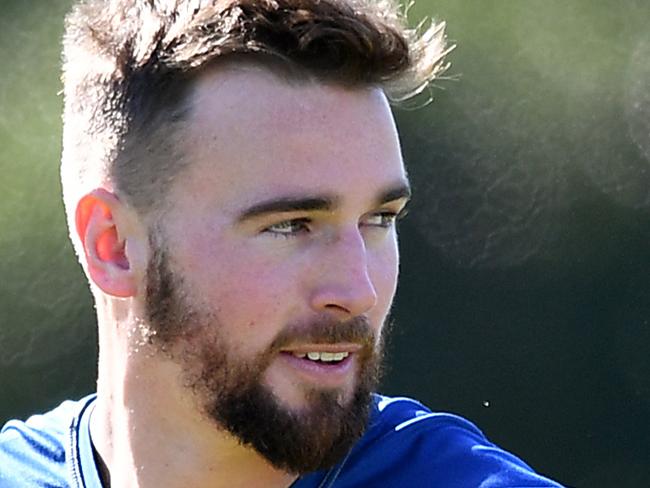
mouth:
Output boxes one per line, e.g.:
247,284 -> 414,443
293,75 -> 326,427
281,343 -> 361,362
289,350 -> 350,363
276,344 -> 362,386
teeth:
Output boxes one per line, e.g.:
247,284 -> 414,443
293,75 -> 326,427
294,351 -> 350,362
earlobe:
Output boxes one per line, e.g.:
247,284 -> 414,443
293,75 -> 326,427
76,189 -> 138,298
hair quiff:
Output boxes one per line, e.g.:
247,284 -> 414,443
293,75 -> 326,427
61,0 -> 451,233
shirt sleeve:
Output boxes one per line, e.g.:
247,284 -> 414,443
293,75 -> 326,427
332,405 -> 566,487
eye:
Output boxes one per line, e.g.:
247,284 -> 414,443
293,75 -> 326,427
263,218 -> 311,237
363,208 -> 409,229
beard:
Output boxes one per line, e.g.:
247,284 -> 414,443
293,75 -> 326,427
143,238 -> 386,474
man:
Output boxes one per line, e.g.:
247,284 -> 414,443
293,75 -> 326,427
0,0 -> 563,486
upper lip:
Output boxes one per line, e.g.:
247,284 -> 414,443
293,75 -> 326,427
280,343 -> 362,354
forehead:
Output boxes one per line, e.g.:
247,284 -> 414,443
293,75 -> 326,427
174,64 -> 406,211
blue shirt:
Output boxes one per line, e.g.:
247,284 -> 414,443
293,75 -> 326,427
0,394 -> 564,487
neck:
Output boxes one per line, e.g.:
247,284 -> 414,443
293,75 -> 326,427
91,305 -> 297,488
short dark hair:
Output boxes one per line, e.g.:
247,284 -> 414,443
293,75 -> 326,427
61,0 -> 451,228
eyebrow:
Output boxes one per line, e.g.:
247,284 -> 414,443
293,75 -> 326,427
378,182 -> 411,205
236,181 -> 411,222
237,197 -> 335,221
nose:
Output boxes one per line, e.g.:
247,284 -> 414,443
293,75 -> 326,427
309,228 -> 378,319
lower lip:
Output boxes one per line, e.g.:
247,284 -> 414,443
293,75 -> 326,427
278,352 -> 357,387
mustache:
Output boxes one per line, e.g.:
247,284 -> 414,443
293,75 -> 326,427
269,315 -> 375,352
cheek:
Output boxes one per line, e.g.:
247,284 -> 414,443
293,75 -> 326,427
179,237 -> 300,349
369,240 -> 400,315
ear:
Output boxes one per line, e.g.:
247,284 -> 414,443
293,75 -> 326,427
75,189 -> 140,298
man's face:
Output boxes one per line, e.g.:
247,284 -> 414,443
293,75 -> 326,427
143,65 -> 409,473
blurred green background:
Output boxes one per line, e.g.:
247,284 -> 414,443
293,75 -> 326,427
1,1 -> 650,486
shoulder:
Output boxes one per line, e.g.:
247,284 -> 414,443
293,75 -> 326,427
330,394 -> 564,488
0,395 -> 94,488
